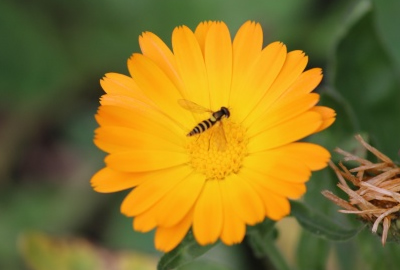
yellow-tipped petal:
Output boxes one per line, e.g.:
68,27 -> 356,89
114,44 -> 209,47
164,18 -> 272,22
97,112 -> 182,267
193,180 -> 223,245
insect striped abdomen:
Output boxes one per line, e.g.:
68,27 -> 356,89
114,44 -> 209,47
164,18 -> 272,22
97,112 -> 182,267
184,105 -> 230,137
187,119 -> 215,136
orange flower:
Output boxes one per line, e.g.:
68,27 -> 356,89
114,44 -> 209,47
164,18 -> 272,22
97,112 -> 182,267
91,21 -> 336,252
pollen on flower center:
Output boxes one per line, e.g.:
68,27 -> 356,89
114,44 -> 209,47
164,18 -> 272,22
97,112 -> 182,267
186,120 -> 248,180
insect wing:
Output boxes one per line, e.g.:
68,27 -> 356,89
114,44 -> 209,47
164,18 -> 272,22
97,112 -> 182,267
210,122 -> 227,151
178,99 -> 212,114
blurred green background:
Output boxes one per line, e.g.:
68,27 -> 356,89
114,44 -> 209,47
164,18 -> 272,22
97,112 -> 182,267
1,0 -> 400,269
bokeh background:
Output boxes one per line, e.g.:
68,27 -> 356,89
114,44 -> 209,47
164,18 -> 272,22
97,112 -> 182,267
1,0 -> 400,269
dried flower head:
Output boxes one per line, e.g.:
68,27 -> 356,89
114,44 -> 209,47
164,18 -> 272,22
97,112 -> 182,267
323,134 -> 400,245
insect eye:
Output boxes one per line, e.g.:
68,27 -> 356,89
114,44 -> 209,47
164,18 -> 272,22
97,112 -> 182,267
223,107 -> 230,118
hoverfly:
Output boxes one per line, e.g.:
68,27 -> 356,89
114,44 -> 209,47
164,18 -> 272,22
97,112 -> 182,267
178,99 -> 230,150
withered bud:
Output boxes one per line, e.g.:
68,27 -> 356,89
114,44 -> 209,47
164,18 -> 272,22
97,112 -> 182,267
322,134 -> 400,245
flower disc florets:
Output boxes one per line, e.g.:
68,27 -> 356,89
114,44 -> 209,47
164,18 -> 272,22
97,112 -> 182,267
186,120 -> 248,180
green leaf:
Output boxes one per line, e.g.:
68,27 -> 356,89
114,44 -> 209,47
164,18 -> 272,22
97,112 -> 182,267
353,229 -> 400,270
332,1 -> 400,160
296,230 -> 330,270
157,231 -> 216,270
372,0 -> 400,72
334,241 -> 359,270
290,201 -> 363,241
179,261 -> 234,270
296,169 -> 359,270
178,244 -> 248,270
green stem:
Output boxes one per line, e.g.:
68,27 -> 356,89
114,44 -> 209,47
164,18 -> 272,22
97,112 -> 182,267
265,241 -> 291,270
247,223 -> 292,270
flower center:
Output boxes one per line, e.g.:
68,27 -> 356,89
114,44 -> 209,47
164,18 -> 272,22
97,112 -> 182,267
186,120 -> 248,180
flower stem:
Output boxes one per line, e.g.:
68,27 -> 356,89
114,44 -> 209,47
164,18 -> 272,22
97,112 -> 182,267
247,221 -> 292,270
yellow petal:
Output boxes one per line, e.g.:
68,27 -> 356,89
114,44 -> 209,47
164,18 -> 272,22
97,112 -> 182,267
194,21 -> 214,56
127,53 -> 192,127
244,176 -> 291,219
155,209 -> 193,252
132,189 -> 187,233
156,173 -> 205,227
105,150 -> 189,172
219,183 -> 246,245
222,174 -> 265,225
240,167 -> 306,199
230,21 -> 263,107
100,73 -> 149,103
121,165 -> 192,216
193,180 -> 223,245
273,142 -> 331,171
139,31 -> 185,95
205,22 -> 232,108
90,167 -> 147,193
243,150 -> 311,183
243,50 -> 309,127
311,106 -> 336,132
94,126 -> 183,154
233,21 -> 263,61
172,25 -> 210,108
281,68 -> 323,98
97,98 -> 185,137
133,206 -> 157,233
262,192 -> 291,221
96,105 -> 135,128
248,111 -> 322,152
247,93 -> 320,137
231,42 -> 287,122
